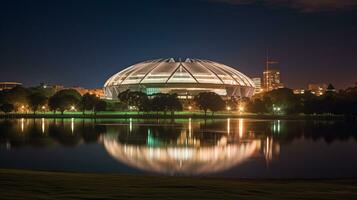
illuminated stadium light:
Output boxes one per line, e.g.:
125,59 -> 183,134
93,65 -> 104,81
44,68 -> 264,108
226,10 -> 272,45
104,58 -> 255,99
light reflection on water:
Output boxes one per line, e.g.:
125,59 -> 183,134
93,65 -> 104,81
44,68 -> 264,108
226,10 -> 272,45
101,118 -> 277,175
0,118 -> 357,178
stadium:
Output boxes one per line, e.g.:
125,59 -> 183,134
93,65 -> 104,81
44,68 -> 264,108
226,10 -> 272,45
104,58 -> 255,99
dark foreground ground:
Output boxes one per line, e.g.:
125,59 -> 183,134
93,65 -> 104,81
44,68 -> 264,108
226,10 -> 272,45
1,169 -> 357,199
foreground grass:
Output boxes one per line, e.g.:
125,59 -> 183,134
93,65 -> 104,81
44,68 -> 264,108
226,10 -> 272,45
1,169 -> 357,199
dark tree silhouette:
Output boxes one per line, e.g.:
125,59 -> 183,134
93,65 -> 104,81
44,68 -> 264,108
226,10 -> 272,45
79,93 -> 99,114
194,92 -> 225,116
0,103 -> 15,114
27,92 -> 48,114
118,90 -> 149,111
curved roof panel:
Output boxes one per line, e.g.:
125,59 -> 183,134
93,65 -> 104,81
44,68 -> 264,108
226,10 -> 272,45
104,58 -> 254,87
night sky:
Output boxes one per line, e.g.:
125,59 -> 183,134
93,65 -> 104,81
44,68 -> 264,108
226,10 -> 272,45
0,0 -> 356,89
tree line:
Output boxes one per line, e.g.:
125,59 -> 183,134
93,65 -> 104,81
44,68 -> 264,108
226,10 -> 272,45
247,84 -> 357,116
117,89 -> 226,116
1,83 -> 357,117
0,86 -> 107,115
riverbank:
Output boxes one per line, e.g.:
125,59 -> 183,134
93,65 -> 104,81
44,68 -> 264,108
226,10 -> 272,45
0,111 -> 350,120
0,169 -> 356,199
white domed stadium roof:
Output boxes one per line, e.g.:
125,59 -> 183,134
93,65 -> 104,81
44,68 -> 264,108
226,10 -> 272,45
104,58 -> 254,87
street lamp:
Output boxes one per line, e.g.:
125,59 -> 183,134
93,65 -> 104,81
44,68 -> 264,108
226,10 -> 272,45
42,106 -> 46,113
273,105 -> 281,114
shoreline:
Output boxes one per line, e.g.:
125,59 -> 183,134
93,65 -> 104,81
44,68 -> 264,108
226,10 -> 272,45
0,168 -> 357,199
0,112 -> 351,120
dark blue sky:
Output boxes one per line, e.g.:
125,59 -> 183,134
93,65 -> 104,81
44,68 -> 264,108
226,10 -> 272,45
0,0 -> 356,89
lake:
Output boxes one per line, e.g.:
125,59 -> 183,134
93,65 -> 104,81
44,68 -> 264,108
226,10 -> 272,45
0,118 -> 357,178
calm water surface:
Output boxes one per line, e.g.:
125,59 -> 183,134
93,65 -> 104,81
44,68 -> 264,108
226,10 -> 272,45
0,118 -> 357,178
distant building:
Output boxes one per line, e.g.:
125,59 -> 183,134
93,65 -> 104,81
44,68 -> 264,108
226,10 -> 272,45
40,83 -> 64,92
70,87 -> 104,98
0,82 -> 22,91
252,77 -> 263,94
293,89 -> 305,95
39,83 -> 104,98
263,69 -> 284,92
308,83 -> 328,96
103,58 -> 255,99
326,84 -> 336,93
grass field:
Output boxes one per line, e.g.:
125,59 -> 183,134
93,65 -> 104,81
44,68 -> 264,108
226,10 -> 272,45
1,169 -> 357,199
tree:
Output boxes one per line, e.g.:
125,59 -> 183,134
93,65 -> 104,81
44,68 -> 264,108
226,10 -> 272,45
48,95 -> 60,113
28,86 -> 56,98
27,93 -> 48,114
105,100 -> 127,111
225,98 -> 238,111
79,93 -> 99,114
55,89 -> 82,100
194,92 -> 225,116
0,103 -> 14,114
94,100 -> 107,115
298,91 -> 317,114
1,86 -> 29,110
57,95 -> 80,115
151,93 -> 166,114
166,94 -> 182,116
151,93 -> 182,116
118,90 -> 149,111
264,88 -> 300,114
247,99 -> 267,114
49,89 -> 82,115
0,91 -> 5,105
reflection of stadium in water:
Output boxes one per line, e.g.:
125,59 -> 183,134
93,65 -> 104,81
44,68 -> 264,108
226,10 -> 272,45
2,118 -> 357,178
102,118 -> 280,175
1,118 -> 279,175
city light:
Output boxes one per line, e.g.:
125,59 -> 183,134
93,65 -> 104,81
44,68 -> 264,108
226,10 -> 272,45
238,106 -> 245,112
20,105 -> 27,113
70,105 -> 76,111
188,106 -> 192,110
226,106 -> 231,111
273,105 -> 281,113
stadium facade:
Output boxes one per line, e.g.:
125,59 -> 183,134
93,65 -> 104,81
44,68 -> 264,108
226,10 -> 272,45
104,58 -> 255,99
